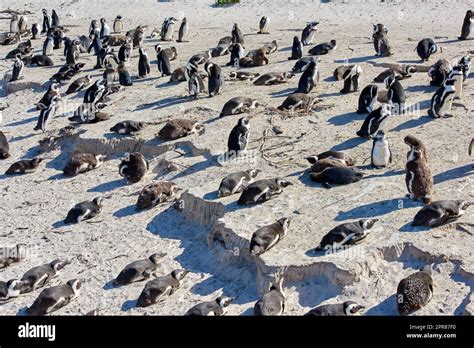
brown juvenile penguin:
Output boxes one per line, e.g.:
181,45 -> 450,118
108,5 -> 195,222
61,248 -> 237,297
136,182 -> 180,210
404,135 -> 433,204
63,152 -> 106,176
158,119 -> 204,141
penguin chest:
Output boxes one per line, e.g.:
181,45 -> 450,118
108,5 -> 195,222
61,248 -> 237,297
372,142 -> 390,166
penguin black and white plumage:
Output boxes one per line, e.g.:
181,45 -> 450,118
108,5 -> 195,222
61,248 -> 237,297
372,23 -> 392,56
100,18 -> 110,39
315,219 -> 378,252
50,62 -> 85,83
458,10 -> 473,40
188,50 -> 212,66
177,17 -> 189,42
357,84 -> 378,114
306,157 -> 347,174
10,14 -> 19,33
65,197 -> 103,224
136,269 -> 188,307
227,43 -> 244,67
412,200 -> 472,227
258,16 -> 270,34
448,65 -> 464,99
136,182 -> 180,210
158,119 -> 204,141
51,9 -> 60,27
27,279 -> 81,316
89,19 -> 100,36
20,259 -> 69,293
83,79 -> 106,104
34,95 -> 60,132
458,55 -> 471,82
18,15 -> 27,32
41,9 -> 51,34
253,72 -> 294,86
119,152 -> 148,183
301,21 -> 319,46
5,158 -> 44,175
66,75 -> 92,95
31,23 -> 40,39
186,61 -> 205,98
237,178 -> 293,205
0,131 -> 9,159
291,57 -> 312,73
371,130 -> 392,169
385,75 -> 406,112
428,78 -> 456,118
63,153 -> 106,176
428,59 -> 452,86
250,218 -> 290,256
310,167 -> 364,188
373,66 -> 416,83
205,62 -> 225,97
88,34 -> 101,56
37,83 -> 60,110
162,17 -> 177,41
357,104 -> 391,138
220,97 -> 258,117
113,15 -> 123,33
397,266 -> 433,316
231,23 -> 244,45
114,253 -> 167,286
0,244 -> 26,268
27,54 -> 53,67
311,151 -> 356,166
308,39 -> 337,55
138,47 -> 151,78
404,135 -> 433,204
296,58 -> 319,93
228,71 -> 260,81
118,62 -> 133,86
277,93 -> 316,112
305,301 -> 365,316
9,54 -> 24,82
185,296 -> 233,316
288,36 -> 303,60
118,41 -> 131,63
0,280 -> 22,302
340,64 -> 362,94
110,120 -> 147,135
254,278 -> 285,316
217,169 -> 260,198
228,117 -> 250,157
43,33 -> 54,56
416,38 -> 437,61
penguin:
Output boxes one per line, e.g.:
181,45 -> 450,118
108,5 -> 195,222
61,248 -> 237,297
114,253 -> 167,286
51,27 -> 64,49
84,79 -> 106,104
288,36 -> 303,60
470,138 -> 474,156
310,150 -> 356,166
254,278 -> 285,316
89,19 -> 100,36
136,182 -> 180,210
258,16 -> 270,34
118,41 -> 131,63
177,17 -> 189,42
43,33 -> 54,56
10,14 -> 19,33
357,84 -> 378,114
219,97 -> 258,117
0,244 -> 27,268
136,269 -> 188,307
277,93 -> 316,112
64,197 -> 103,224
448,65 -> 464,99
371,130 -> 392,169
301,21 -> 319,46
5,158 -> 44,175
186,61 -> 205,98
397,266 -> 433,316
309,40 -> 337,55
27,279 -> 81,316
228,117 -> 250,157
205,62 -> 225,97
428,78 -> 456,118
0,280 -> 22,302
117,62 -> 133,86
41,9 -> 51,34
138,47 -> 151,78
305,301 -> 365,316
372,23 -> 392,56
34,95 -> 60,132
237,178 -> 292,205
18,15 -> 27,32
65,39 -> 80,65
20,259 -> 69,293
250,218 -> 290,256
306,157 -> 348,174
0,131 -> 9,159
357,104 -> 392,138
416,38 -> 437,61
315,219 -> 378,252
253,72 -> 294,86
263,40 -> 278,54
231,23 -> 244,45
66,75 -> 92,95
36,83 -> 60,110
63,153 -> 106,176
162,17 -> 177,41
162,46 -> 178,60
51,9 -> 60,27
217,169 -> 260,198
100,18 -> 110,39
185,296 -> 233,316
188,50 -> 212,66
296,58 -> 319,93
229,71 -> 260,81
428,59 -> 452,86
31,23 -> 40,39
158,119 -> 204,141
119,152 -> 148,183
412,200 -> 473,227
458,55 -> 471,82
340,64 -> 362,94
110,120 -> 146,135
373,66 -> 417,83
458,10 -> 473,40
227,43 -> 244,67
113,15 -> 123,33
87,33 -> 101,56
9,54 -> 24,82
404,135 -> 433,204
310,167 -> 365,188
169,66 -> 187,83
132,25 -> 145,48
385,75 -> 406,112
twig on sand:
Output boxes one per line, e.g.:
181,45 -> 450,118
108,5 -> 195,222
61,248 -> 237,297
78,264 -> 97,274
106,254 -> 128,262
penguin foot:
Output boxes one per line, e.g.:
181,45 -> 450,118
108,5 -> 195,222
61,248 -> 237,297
442,114 -> 454,118
322,182 -> 332,189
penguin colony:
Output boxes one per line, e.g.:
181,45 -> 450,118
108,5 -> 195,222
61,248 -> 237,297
0,4 -> 472,317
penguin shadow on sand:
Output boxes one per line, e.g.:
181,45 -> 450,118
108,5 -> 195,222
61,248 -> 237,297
155,80 -> 177,90
16,307 -> 30,316
434,163 -> 474,185
360,166 -> 405,179
364,294 -> 398,315
170,153 -> 220,181
334,55 -> 376,64
390,115 -> 432,132
10,133 -> 37,144
133,75 -> 160,84
452,271 -> 474,315
406,84 -> 437,94
331,137 -> 368,152
328,111 -> 367,126
88,177 -> 126,193
269,87 -> 296,98
135,94 -> 196,111
6,116 -> 38,127
399,221 -> 433,233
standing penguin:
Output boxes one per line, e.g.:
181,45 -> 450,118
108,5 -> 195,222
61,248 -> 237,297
88,33 -> 102,56
118,62 -> 133,86
428,59 -> 452,86
458,55 -> 471,82
428,78 -> 456,118
64,197 -> 104,224
412,200 -> 473,227
185,296 -> 233,316
371,130 -> 392,168
205,62 -> 224,97
397,266 -> 433,316
34,95 -> 60,132
114,253 -> 167,286
288,36 -> 303,60
84,79 -> 106,104
43,33 -> 54,56
227,43 -> 244,67
162,17 -> 177,41
448,65 -> 464,99
51,9 -> 60,27
10,15 -> 19,33
20,259 -> 69,293
31,23 -> 40,39
385,75 -> 406,113
138,47 -> 151,78
118,41 -> 131,63
137,270 -> 188,307
458,10 -> 473,40
340,64 -> 362,94
119,152 -> 148,183
254,278 -> 285,316
186,61 -> 205,97
113,15 -> 123,33
27,279 -> 81,316
249,218 -> 290,256
301,21 -> 319,46
65,39 -> 80,65
0,131 -> 10,159
155,45 -> 172,76
18,15 -> 28,32
41,9 -> 51,34
357,104 -> 392,138
404,135 -> 433,204
227,117 -> 250,157
296,58 -> 319,93
177,17 -> 189,42
372,23 -> 392,56
306,301 -> 365,316
357,84 -> 378,114
416,38 -> 438,61
100,18 -> 111,39
258,16 -> 270,34
9,54 -> 24,82
231,23 -> 244,45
